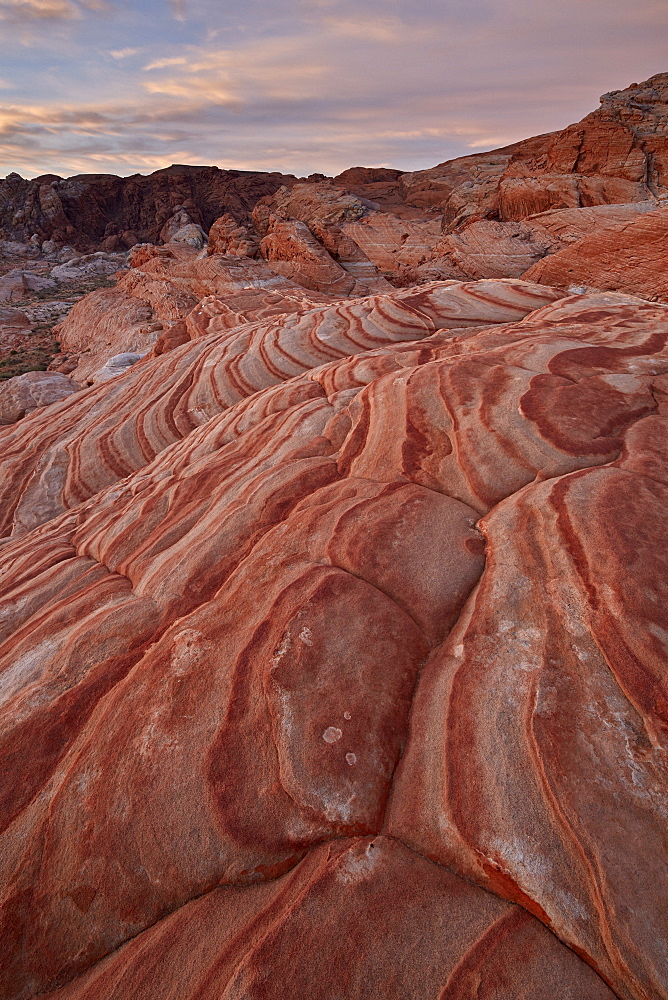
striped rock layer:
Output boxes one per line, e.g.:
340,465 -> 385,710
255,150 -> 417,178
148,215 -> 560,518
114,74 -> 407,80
523,207 -> 668,300
0,275 -> 666,1000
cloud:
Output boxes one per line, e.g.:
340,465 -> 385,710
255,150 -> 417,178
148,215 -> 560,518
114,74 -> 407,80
0,0 -> 666,179
0,0 -> 105,19
144,56 -> 188,71
109,47 -> 144,60
0,0 -> 79,19
143,36 -> 330,104
0,78 -> 594,180
322,15 -> 409,42
168,0 -> 185,21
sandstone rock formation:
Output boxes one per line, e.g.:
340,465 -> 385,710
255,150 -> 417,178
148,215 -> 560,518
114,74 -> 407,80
252,180 -> 371,234
434,219 -> 554,279
38,838 -> 617,1000
206,212 -> 260,257
52,243 -> 338,383
523,206 -> 668,300
1,73 -> 667,1000
0,165 -> 296,250
260,215 -> 358,296
242,74 -> 668,291
90,351 -> 147,383
0,267 -> 56,303
0,279 -> 561,536
0,274 -> 666,1000
519,200 -> 660,244
398,74 -> 668,228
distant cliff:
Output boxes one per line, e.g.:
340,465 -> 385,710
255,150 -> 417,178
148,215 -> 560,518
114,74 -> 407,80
0,164 -> 297,251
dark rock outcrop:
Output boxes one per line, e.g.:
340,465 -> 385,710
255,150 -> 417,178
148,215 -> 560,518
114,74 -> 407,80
0,165 -> 296,251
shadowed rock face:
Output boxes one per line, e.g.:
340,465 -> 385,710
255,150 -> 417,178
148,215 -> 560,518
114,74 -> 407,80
0,165 -> 296,250
1,74 -> 668,1000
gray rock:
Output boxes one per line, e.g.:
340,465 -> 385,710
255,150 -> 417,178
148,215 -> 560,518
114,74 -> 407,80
21,299 -> 73,325
0,371 -> 80,425
169,223 -> 207,249
50,253 -> 121,281
0,240 -> 33,258
90,351 -> 147,383
0,305 -> 30,328
0,270 -> 26,303
24,273 -> 57,293
159,207 -> 194,243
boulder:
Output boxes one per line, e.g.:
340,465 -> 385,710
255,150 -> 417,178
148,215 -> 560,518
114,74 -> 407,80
169,223 -> 207,249
0,370 -> 79,424
253,181 -> 369,237
159,205 -> 195,243
206,213 -> 260,257
160,207 -> 208,249
90,351 -> 146,384
0,305 -> 30,330
0,270 -> 27,303
128,244 -> 176,268
260,216 -> 356,295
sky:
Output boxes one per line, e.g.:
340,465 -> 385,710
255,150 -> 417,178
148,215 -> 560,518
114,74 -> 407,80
0,0 -> 666,179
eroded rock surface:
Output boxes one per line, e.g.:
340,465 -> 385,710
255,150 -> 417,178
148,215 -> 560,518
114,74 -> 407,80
40,838 -> 617,1000
399,74 -> 668,228
0,165 -> 295,250
523,206 -> 668,300
0,370 -> 79,424
0,273 -> 666,1000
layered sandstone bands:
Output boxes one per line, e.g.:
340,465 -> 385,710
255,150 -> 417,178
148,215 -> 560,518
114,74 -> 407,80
0,273 -> 666,1000
388,423 -> 668,1000
523,207 -> 668,299
0,279 -> 561,536
40,838 -> 617,1000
